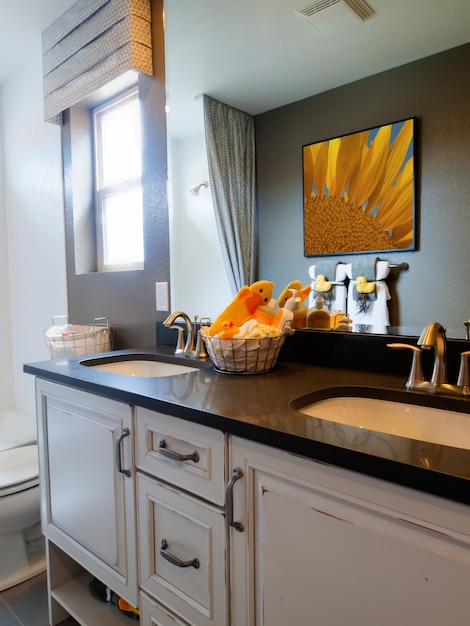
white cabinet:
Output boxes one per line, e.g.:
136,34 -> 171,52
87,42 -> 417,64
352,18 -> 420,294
36,380 -> 138,625
136,407 -> 228,626
229,436 -> 470,626
34,377 -> 470,626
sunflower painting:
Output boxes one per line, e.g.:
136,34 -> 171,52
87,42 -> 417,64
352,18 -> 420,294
303,118 -> 416,256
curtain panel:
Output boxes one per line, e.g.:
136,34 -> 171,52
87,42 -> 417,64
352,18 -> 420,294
203,95 -> 257,295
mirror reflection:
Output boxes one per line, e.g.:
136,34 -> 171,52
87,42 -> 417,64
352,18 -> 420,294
163,1 -> 470,340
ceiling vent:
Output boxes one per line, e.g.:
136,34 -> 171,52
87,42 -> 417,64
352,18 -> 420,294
296,0 -> 375,36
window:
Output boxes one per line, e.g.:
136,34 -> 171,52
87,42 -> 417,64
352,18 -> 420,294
93,87 -> 143,271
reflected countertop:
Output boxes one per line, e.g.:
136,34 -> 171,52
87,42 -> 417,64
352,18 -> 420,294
24,346 -> 470,504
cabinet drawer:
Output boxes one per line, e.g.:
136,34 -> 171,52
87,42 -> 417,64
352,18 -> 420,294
140,592 -> 191,626
135,407 -> 226,505
138,474 -> 227,626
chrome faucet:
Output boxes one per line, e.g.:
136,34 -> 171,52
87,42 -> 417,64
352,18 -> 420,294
417,321 -> 448,386
163,311 -> 196,357
388,322 -> 470,396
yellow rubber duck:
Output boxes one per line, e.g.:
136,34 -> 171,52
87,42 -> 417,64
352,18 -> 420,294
314,274 -> 332,292
277,281 -> 311,308
218,321 -> 240,339
208,280 -> 275,336
277,280 -> 302,308
355,276 -> 376,294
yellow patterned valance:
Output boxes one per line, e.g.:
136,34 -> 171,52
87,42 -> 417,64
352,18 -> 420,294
42,0 -> 152,124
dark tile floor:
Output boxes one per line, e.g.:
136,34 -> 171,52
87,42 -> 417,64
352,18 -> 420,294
0,573 -> 77,626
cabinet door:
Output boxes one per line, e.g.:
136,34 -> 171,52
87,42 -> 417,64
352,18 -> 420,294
36,380 -> 138,607
230,436 -> 470,626
138,473 -> 228,626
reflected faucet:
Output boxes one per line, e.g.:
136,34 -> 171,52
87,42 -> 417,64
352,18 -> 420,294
417,321 -> 448,386
163,311 -> 196,357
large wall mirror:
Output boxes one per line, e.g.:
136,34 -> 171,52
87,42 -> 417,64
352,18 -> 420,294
163,1 -> 470,341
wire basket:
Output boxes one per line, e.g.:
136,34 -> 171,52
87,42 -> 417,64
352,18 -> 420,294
45,316 -> 112,358
201,332 -> 288,374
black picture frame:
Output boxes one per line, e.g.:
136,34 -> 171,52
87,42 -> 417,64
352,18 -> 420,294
303,118 -> 417,256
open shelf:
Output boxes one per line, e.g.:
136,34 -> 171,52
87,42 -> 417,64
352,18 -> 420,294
52,571 -> 131,626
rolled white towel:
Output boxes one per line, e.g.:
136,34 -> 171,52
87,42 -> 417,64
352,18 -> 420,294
308,263 -> 347,314
346,260 -> 391,333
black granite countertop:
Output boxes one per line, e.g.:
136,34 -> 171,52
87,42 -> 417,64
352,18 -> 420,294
24,346 -> 470,505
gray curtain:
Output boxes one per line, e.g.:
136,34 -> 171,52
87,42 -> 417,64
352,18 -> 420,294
203,95 -> 257,295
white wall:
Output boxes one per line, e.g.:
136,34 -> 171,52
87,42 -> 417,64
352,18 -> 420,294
0,58 -> 231,415
168,132 -> 231,322
0,56 -> 67,414
0,97 -> 14,409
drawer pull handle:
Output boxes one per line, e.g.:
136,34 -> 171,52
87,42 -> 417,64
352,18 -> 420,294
116,428 -> 131,477
158,440 -> 199,463
160,539 -> 200,569
226,467 -> 244,532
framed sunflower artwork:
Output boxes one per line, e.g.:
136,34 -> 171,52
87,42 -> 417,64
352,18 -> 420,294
303,118 -> 416,256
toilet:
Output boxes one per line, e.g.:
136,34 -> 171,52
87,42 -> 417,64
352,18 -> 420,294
0,410 -> 46,591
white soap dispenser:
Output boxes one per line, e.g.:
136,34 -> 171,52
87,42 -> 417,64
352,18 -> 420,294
288,288 -> 308,328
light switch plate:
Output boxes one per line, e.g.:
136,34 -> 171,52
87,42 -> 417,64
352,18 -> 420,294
156,282 -> 169,311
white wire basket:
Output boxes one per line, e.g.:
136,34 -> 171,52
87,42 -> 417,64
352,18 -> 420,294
45,316 -> 112,358
201,332 -> 288,374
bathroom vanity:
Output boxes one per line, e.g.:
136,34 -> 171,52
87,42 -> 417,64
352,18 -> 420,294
25,345 -> 470,626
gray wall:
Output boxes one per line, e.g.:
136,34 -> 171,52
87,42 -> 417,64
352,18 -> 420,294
255,43 -> 470,338
63,35 -> 470,348
64,0 -> 169,349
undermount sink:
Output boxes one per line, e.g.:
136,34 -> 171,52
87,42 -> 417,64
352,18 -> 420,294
80,354 -> 207,377
293,393 -> 470,449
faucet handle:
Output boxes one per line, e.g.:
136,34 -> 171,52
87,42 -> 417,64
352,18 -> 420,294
387,343 -> 424,389
457,351 -> 470,395
195,329 -> 209,359
194,317 -> 211,359
169,325 -> 186,354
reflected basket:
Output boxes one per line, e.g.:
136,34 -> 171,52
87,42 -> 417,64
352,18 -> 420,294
201,332 -> 288,374
45,316 -> 113,358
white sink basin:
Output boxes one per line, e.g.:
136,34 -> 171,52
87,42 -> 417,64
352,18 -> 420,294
298,396 -> 470,449
88,360 -> 200,377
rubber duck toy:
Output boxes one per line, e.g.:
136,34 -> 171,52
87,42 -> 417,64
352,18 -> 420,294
277,281 -> 311,309
354,276 -> 376,314
218,321 -> 240,339
208,280 -> 275,336
277,280 -> 301,308
355,276 -> 376,294
314,274 -> 332,293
